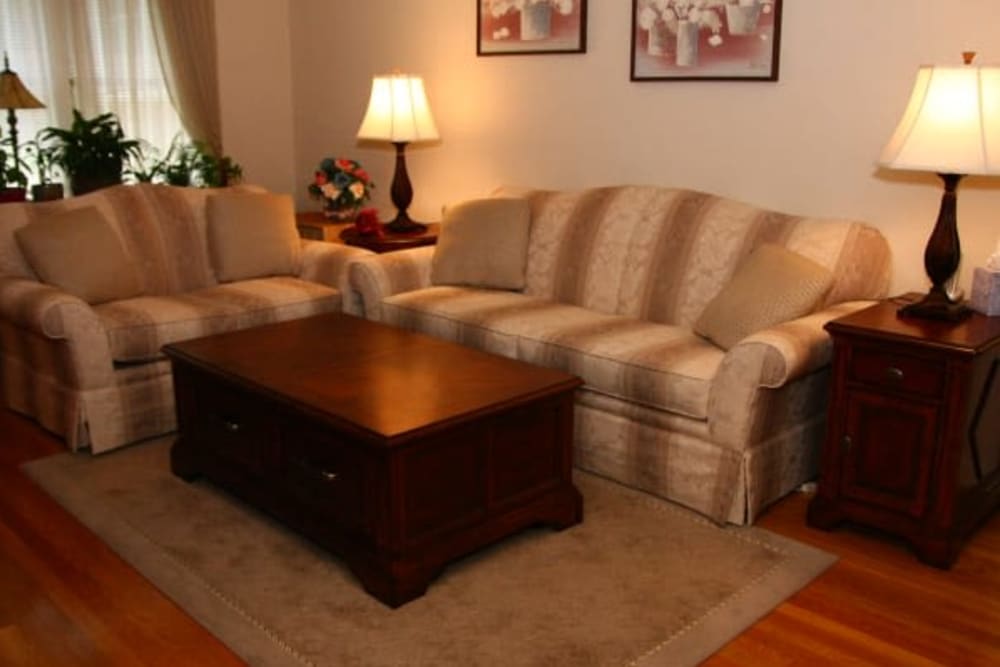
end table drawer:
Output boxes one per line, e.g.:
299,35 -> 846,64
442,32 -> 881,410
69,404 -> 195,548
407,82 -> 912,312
849,347 -> 944,398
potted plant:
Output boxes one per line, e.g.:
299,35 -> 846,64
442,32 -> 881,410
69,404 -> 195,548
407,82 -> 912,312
24,133 -> 64,201
0,135 -> 29,203
130,135 -> 242,188
41,109 -> 141,195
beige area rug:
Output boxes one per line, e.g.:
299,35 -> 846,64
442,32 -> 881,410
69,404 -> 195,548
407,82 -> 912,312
23,439 -> 834,667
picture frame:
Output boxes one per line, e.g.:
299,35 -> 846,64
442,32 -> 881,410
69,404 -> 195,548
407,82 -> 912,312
478,0 -> 588,56
630,0 -> 782,81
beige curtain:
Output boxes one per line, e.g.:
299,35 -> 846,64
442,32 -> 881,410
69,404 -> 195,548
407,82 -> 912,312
148,0 -> 222,154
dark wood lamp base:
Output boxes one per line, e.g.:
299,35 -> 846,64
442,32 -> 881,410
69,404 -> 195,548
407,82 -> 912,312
385,141 -> 428,234
898,286 -> 971,322
897,173 -> 972,323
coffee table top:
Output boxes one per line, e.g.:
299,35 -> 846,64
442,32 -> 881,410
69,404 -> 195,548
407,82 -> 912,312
163,313 -> 582,443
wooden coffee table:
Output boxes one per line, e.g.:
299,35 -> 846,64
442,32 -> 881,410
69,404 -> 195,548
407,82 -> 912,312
164,313 -> 583,607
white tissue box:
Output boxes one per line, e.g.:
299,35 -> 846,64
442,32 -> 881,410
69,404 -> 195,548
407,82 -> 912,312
970,267 -> 1000,316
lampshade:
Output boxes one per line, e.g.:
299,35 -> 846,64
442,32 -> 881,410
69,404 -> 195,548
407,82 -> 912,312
357,74 -> 438,143
879,62 -> 1000,175
0,54 -> 45,110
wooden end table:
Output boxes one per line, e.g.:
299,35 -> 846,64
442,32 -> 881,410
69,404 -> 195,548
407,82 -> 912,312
807,295 -> 1000,567
296,211 -> 438,253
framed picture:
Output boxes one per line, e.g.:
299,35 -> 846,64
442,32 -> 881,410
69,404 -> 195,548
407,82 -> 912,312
630,0 -> 782,81
478,0 -> 587,56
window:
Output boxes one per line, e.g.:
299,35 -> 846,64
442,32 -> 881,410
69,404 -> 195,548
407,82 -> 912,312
0,0 -> 185,159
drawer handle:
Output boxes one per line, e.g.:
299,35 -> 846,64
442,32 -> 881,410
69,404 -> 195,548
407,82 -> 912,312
216,416 -> 241,433
885,366 -> 904,382
292,457 -> 339,483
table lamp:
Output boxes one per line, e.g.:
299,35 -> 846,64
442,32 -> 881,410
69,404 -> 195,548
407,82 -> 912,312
879,52 -> 1000,321
0,52 -> 46,176
357,73 -> 439,234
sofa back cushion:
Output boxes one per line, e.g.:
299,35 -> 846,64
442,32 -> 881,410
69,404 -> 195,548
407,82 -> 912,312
431,197 -> 531,290
0,183 -> 274,295
206,192 -> 302,282
14,206 -> 144,304
0,184 -> 177,294
500,185 -> 891,327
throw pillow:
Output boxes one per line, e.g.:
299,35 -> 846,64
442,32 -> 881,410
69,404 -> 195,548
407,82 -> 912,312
206,192 -> 301,282
430,197 -> 532,290
694,244 -> 833,350
14,206 -> 143,305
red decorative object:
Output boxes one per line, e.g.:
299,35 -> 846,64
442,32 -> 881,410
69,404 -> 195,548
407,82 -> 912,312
354,207 -> 383,237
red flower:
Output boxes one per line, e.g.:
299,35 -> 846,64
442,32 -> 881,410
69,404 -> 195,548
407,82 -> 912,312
355,207 -> 382,237
355,169 -> 370,182
335,159 -> 354,171
314,171 -> 328,185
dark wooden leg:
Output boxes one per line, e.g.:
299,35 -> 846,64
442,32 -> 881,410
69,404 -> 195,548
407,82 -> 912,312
170,437 -> 201,482
544,484 -> 584,530
911,534 -> 959,569
348,557 -> 434,609
806,495 -> 844,530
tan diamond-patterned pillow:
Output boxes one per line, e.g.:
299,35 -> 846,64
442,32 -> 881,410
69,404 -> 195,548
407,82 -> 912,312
695,244 -> 833,350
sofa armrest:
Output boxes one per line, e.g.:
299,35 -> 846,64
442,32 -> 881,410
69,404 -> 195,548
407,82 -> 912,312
707,300 -> 876,450
0,276 -> 115,389
297,240 -> 375,316
348,246 -> 436,320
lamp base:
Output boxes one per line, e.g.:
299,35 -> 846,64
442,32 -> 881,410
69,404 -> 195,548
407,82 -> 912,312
897,288 -> 971,322
385,213 -> 428,235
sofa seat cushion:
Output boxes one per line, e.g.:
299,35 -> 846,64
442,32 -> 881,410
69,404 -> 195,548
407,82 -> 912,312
94,277 -> 340,362
382,286 -> 724,419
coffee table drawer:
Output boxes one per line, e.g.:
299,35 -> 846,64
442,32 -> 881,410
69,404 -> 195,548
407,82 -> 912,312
191,381 -> 274,475
282,426 -> 366,532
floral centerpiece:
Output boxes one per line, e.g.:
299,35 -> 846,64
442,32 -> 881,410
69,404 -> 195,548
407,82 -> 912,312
484,0 -> 574,41
308,157 -> 374,220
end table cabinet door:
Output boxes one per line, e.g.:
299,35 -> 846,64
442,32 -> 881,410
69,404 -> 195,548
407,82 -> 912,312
837,388 -> 940,518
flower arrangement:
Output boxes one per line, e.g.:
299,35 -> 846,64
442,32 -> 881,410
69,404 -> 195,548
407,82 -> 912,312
637,0 -> 725,46
308,157 -> 374,220
485,0 -> 574,19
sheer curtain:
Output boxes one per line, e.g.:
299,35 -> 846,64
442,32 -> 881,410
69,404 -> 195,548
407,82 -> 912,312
0,0 -> 186,157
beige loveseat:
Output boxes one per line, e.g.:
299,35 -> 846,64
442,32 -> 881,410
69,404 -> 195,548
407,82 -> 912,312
0,183 -> 372,453
349,186 -> 892,524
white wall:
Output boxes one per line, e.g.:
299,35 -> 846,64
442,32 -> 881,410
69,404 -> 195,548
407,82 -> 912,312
288,0 -> 1000,294
215,0 -> 296,196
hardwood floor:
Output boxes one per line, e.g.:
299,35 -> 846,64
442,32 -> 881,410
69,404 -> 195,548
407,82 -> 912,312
1,405 -> 997,666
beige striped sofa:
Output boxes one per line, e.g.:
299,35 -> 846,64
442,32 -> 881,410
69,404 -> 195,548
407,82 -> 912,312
349,186 -> 892,524
0,184 -> 372,454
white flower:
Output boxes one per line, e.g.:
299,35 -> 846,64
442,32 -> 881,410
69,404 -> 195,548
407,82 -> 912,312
638,6 -> 659,30
493,27 -> 511,39
487,0 -> 517,18
708,34 -> 723,46
700,10 -> 722,33
320,183 -> 340,199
